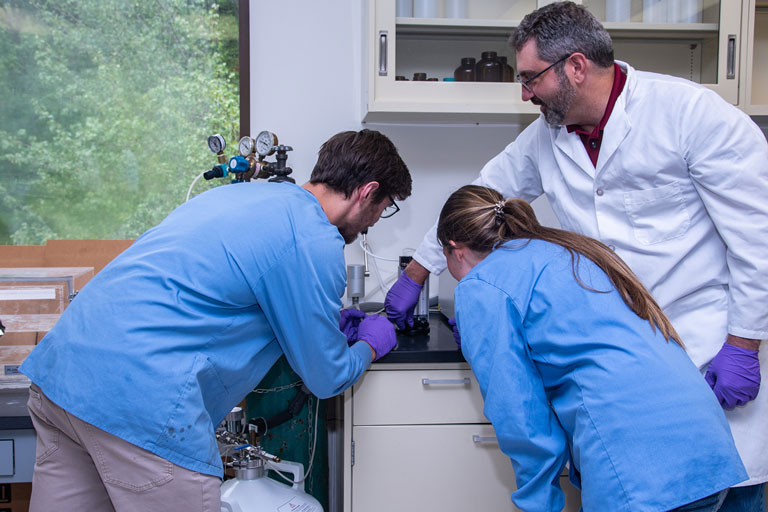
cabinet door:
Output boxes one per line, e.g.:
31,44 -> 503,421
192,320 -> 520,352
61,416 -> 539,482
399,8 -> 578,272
351,424 -> 520,511
742,0 -> 768,113
365,0 -> 743,122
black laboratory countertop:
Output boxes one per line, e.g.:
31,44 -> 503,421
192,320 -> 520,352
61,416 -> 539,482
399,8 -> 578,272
376,311 -> 465,364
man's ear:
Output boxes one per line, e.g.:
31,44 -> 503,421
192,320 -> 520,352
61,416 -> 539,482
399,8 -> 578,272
357,181 -> 380,203
569,52 -> 588,85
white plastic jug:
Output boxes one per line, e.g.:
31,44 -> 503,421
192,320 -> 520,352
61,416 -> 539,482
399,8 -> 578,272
220,459 -> 323,512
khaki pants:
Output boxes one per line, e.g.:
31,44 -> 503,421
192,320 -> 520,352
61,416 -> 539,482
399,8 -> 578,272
27,384 -> 221,512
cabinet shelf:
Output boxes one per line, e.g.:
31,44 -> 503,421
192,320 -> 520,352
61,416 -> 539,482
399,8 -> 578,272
397,17 -> 719,40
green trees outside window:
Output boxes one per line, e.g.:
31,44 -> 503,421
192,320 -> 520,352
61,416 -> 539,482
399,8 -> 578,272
0,0 -> 240,244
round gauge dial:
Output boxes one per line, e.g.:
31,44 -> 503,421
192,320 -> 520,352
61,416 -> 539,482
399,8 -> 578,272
255,131 -> 278,157
207,134 -> 226,154
238,136 -> 255,156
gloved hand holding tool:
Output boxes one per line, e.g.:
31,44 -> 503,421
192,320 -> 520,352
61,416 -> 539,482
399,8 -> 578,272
705,342 -> 761,409
358,314 -> 397,361
339,308 -> 366,343
384,272 -> 423,330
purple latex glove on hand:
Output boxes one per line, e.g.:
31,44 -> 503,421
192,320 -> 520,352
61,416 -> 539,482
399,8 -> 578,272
357,314 -> 397,361
339,308 -> 366,344
385,272 -> 423,330
705,343 -> 761,409
448,318 -> 461,349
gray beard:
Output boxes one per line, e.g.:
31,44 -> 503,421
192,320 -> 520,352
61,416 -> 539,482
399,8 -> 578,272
543,70 -> 576,127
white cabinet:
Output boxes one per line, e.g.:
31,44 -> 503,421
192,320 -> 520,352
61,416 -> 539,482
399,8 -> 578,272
364,0 -> 743,122
342,365 -> 581,512
741,0 -> 768,113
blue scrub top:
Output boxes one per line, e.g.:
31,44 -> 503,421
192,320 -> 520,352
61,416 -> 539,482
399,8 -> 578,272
455,239 -> 746,511
21,182 -> 372,477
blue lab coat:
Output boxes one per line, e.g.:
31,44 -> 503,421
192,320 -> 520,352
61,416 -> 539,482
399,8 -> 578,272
21,182 -> 372,477
454,239 -> 746,511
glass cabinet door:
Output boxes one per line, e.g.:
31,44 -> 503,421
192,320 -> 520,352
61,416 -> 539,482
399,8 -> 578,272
742,0 -> 768,114
365,0 -> 741,122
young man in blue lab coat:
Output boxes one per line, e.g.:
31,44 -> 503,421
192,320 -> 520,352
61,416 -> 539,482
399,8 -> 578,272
386,2 -> 768,510
20,129 -> 412,511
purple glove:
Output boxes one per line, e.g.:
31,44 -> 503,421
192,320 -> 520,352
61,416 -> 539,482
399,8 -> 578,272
339,308 -> 366,343
448,318 -> 461,349
704,343 -> 761,409
357,314 -> 397,361
385,272 -> 423,330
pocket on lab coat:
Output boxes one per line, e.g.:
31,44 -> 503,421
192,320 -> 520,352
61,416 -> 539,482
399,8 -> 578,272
623,181 -> 691,245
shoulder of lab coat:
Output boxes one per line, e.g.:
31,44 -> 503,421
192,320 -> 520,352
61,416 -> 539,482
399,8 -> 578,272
621,61 -> 768,338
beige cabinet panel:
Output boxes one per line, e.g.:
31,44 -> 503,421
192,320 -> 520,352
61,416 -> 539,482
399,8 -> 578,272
352,369 -> 486,425
351,424 -> 520,511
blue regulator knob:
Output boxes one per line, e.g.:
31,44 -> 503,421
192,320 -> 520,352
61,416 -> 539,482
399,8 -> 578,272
228,155 -> 250,173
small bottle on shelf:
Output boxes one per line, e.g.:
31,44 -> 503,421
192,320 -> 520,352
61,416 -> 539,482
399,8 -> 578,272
453,57 -> 476,81
497,56 -> 515,82
476,51 -> 502,82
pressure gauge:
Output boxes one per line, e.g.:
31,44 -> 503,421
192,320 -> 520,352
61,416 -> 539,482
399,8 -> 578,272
238,136 -> 255,157
207,134 -> 226,154
255,131 -> 278,157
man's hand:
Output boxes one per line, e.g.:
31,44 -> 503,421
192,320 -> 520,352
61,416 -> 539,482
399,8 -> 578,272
339,308 -> 366,343
705,336 -> 761,409
384,263 -> 426,330
358,314 -> 397,361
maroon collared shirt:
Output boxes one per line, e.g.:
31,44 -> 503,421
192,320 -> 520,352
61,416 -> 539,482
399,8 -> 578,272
566,63 -> 627,167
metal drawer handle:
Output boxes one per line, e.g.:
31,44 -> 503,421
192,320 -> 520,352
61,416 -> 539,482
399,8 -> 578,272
421,378 -> 470,385
472,435 -> 498,444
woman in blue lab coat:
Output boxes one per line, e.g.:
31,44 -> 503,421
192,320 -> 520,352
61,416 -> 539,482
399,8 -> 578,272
437,185 -> 747,512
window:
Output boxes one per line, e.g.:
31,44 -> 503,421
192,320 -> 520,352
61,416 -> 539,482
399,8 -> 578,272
0,0 -> 248,244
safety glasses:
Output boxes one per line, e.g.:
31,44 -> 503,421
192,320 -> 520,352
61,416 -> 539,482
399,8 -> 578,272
516,54 -> 570,94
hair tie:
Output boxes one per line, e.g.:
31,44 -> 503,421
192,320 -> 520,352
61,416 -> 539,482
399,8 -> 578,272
493,200 -> 505,219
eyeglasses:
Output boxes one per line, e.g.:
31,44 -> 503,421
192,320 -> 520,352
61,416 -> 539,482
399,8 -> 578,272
516,54 -> 570,94
380,196 -> 400,219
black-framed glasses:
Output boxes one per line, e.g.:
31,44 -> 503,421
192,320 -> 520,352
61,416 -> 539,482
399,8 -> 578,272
516,54 -> 570,93
380,196 -> 400,219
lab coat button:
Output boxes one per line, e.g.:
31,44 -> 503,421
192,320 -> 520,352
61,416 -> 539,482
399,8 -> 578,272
609,244 -> 616,251
596,188 -> 604,196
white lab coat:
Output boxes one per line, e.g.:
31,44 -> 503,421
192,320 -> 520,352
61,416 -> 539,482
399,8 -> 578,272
414,62 -> 768,485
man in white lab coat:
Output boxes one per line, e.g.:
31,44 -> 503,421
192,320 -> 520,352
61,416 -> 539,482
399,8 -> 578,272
385,2 -> 768,509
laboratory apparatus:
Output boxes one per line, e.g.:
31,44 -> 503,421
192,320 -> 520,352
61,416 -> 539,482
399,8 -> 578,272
397,255 -> 429,335
217,407 -> 323,512
202,131 -> 294,185
346,264 -> 365,309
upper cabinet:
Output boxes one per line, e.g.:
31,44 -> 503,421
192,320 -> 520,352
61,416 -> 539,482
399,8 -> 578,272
741,0 -> 768,114
364,0 -> 743,123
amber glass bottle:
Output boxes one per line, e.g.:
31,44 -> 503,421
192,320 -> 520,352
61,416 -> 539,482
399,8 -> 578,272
498,56 -> 515,82
453,57 -> 476,81
476,51 -> 502,82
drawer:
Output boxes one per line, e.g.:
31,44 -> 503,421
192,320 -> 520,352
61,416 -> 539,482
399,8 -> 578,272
351,424 -> 519,511
352,369 -> 486,425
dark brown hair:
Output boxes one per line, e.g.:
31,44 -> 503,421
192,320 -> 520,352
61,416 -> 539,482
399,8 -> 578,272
437,185 -> 681,346
310,129 -> 412,203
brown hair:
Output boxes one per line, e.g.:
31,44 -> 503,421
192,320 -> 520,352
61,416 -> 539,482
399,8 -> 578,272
437,185 -> 681,346
310,129 -> 412,203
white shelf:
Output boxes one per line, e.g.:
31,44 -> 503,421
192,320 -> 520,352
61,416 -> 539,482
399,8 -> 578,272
396,17 -> 719,40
